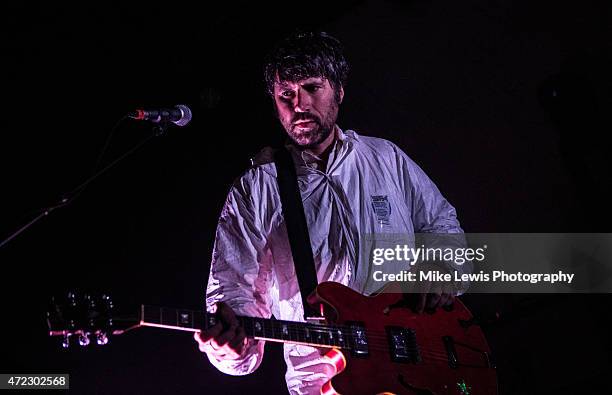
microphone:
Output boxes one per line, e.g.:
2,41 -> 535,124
128,104 -> 192,127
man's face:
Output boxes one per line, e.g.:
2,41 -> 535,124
273,76 -> 343,148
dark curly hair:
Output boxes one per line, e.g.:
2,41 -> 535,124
264,31 -> 349,103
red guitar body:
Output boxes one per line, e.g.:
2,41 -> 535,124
314,282 -> 498,395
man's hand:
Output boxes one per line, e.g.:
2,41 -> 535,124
404,262 -> 458,314
193,302 -> 248,360
411,281 -> 456,314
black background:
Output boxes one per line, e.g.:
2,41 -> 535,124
2,1 -> 611,394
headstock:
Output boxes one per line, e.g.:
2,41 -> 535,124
47,291 -> 139,348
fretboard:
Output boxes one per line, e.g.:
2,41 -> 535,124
139,305 -> 356,349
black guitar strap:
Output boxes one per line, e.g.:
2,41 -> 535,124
274,146 -> 320,320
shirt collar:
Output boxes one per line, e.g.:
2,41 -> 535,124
285,125 -> 346,167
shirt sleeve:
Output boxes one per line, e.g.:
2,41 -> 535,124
396,146 -> 473,291
204,176 -> 274,375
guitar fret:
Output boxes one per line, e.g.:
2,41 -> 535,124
240,316 -> 249,336
315,326 -> 324,345
255,319 -> 260,337
141,305 -> 355,350
290,322 -> 297,342
276,321 -> 283,340
240,316 -> 246,335
337,327 -> 345,347
204,311 -> 214,330
161,308 -> 173,326
194,312 -> 205,331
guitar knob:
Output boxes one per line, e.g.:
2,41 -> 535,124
96,332 -> 109,345
78,333 -> 90,346
62,334 -> 71,349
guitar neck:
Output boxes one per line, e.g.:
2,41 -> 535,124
139,305 -> 352,349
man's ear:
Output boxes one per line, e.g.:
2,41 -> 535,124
338,86 -> 345,104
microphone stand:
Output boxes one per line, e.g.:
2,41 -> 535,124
0,121 -> 170,249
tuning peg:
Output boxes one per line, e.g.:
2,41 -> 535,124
84,294 -> 96,309
96,331 -> 109,345
78,332 -> 90,347
101,294 -> 113,309
50,296 -> 59,310
62,334 -> 71,349
67,291 -> 77,307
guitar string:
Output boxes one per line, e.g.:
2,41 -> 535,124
240,328 -> 450,360
269,322 -> 452,351
184,315 -> 481,364
249,332 -> 451,362
82,317 -> 462,363
224,316 -> 453,356
99,317 -> 465,362
259,325 -> 451,358
163,309 -> 469,343
245,324 -> 454,361
286,329 -> 450,352
140,311 -> 457,356
255,324 -> 448,352
264,319 -> 469,343
301,325 -> 458,347
262,319 -> 453,341
324,342 -> 447,360
142,310 -> 468,358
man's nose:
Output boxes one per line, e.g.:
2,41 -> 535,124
293,88 -> 311,113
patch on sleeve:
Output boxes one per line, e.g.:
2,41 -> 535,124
371,195 -> 392,226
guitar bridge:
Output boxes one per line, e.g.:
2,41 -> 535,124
386,326 -> 421,363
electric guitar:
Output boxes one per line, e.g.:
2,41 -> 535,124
47,282 -> 497,395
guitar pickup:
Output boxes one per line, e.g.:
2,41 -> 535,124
386,326 -> 421,364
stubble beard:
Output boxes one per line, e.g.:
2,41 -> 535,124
285,102 -> 338,149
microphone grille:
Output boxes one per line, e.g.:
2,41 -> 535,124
174,104 -> 193,127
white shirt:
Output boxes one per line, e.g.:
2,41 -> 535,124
204,128 -> 466,394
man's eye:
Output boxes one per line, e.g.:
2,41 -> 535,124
281,91 -> 294,98
306,85 -> 321,93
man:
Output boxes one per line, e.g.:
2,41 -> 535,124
194,31 -> 467,394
